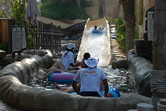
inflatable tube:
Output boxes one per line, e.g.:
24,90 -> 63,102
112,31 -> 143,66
71,85 -> 120,98
48,72 -> 75,83
91,30 -> 103,34
100,85 -> 120,98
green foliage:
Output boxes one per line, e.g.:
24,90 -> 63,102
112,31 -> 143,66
0,0 -> 28,25
40,0 -> 88,20
0,0 -> 11,18
115,18 -> 126,36
10,0 -> 28,26
0,9 -> 7,18
105,17 -> 113,25
114,17 -> 126,52
81,0 -> 94,8
10,0 -> 34,49
27,34 -> 33,49
0,0 -> 33,50
42,0 -> 76,4
135,26 -> 139,40
106,17 -> 127,52
118,34 -> 126,52
0,42 -> 7,51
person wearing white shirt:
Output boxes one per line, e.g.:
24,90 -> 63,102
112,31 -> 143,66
72,57 -> 109,97
61,42 -> 75,69
40,42 -> 75,80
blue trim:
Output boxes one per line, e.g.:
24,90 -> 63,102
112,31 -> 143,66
91,30 -> 103,34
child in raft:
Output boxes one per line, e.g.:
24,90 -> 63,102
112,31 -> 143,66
93,25 -> 98,31
92,25 -> 104,34
93,25 -> 104,31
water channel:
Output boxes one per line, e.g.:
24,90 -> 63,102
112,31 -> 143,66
29,25 -> 136,96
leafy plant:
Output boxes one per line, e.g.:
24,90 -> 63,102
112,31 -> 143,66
0,42 -> 8,51
10,0 -> 28,26
40,0 -> 88,20
81,0 -> 94,8
27,34 -> 33,49
118,33 -> 126,52
0,0 -> 34,50
105,17 -> 112,26
113,17 -> 126,53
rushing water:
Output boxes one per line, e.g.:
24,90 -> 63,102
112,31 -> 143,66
29,25 -> 136,96
29,65 -> 136,96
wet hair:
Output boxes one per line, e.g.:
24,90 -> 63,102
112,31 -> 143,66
94,25 -> 97,30
83,52 -> 90,60
64,48 -> 74,57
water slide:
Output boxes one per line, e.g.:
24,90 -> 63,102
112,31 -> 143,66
77,18 -> 111,66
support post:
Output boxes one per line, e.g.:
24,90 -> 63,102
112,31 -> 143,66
151,0 -> 166,110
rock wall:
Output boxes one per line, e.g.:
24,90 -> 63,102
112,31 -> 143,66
127,49 -> 152,97
0,49 -> 152,111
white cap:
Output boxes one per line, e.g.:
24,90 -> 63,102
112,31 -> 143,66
67,42 -> 75,49
85,57 -> 98,68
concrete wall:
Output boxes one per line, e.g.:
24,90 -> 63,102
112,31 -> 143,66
105,0 -> 121,19
83,0 -> 121,19
127,49 -> 152,97
136,0 -> 155,38
84,0 -> 155,38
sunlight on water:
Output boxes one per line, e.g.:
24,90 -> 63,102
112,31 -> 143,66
80,26 -> 110,67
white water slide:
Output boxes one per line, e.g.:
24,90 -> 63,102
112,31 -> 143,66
77,18 -> 111,67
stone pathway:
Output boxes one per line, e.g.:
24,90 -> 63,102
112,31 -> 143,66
111,38 -> 126,61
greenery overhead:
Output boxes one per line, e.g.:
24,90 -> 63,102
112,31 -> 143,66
40,0 -> 88,20
115,17 -> 126,52
0,0 -> 34,50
